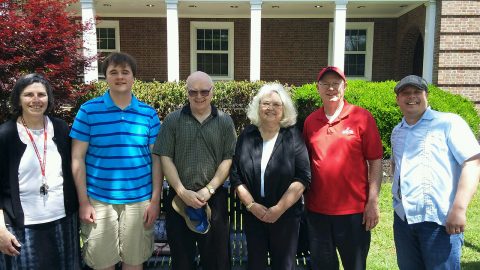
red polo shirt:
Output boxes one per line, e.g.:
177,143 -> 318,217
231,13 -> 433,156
303,101 -> 383,215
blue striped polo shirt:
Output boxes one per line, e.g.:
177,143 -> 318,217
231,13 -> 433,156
70,90 -> 161,204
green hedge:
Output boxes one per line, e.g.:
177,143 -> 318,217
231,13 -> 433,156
70,79 -> 480,157
72,80 -> 267,134
292,80 -> 480,156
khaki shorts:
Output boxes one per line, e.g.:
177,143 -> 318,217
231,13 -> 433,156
80,199 -> 154,269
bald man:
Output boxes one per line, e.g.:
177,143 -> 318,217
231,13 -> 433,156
153,71 -> 237,269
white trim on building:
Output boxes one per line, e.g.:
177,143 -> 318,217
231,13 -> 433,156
190,21 -> 235,81
96,20 -> 120,78
250,0 -> 262,82
332,0 -> 347,70
80,0 -> 98,83
328,22 -> 374,81
78,0 -> 434,83
422,0 -> 436,83
166,0 -> 180,82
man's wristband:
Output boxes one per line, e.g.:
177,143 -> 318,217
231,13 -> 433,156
246,201 -> 255,211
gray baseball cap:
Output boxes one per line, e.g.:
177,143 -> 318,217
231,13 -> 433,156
394,75 -> 428,94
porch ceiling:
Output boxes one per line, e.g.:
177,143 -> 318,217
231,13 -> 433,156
68,0 -> 426,18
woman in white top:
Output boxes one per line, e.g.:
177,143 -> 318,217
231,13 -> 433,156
230,83 -> 311,270
0,74 -> 79,270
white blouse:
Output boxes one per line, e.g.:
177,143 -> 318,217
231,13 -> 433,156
17,116 -> 66,225
260,132 -> 279,198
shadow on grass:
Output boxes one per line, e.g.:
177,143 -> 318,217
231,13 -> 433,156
461,241 -> 480,270
464,240 -> 480,253
462,261 -> 480,270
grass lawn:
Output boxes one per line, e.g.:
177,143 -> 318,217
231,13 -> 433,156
366,182 -> 480,269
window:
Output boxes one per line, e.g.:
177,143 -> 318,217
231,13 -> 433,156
345,29 -> 367,76
96,21 -> 120,77
190,22 -> 234,80
97,28 -> 116,50
329,22 -> 374,80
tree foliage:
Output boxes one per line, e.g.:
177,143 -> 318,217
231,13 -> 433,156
0,0 -> 91,121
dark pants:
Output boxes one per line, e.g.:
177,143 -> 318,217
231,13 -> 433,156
244,214 -> 300,270
393,212 -> 463,270
307,211 -> 370,270
165,188 -> 230,270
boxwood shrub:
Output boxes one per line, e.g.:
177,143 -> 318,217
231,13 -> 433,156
72,80 -> 267,134
69,79 -> 479,157
292,80 -> 480,156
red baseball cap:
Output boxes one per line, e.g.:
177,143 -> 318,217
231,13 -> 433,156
317,66 -> 346,82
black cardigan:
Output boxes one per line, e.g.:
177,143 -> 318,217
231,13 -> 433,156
0,117 -> 78,227
230,124 -> 311,218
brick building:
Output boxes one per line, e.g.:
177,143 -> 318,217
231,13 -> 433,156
72,0 -> 480,105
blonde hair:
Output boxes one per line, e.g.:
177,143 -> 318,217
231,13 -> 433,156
246,83 -> 297,127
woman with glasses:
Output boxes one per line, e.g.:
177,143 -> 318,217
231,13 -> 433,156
230,83 -> 311,270
0,74 -> 80,269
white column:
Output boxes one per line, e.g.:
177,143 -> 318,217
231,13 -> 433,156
80,0 -> 98,83
332,0 -> 348,70
250,0 -> 262,81
423,0 -> 436,83
166,0 -> 180,82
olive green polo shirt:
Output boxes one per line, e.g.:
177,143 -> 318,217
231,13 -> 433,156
153,104 -> 237,191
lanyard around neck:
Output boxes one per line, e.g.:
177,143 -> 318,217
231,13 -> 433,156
21,116 -> 47,178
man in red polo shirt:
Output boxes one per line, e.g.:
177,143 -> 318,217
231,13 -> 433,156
303,66 -> 383,270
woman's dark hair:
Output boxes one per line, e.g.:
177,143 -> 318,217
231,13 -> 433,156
102,52 -> 137,77
10,73 -> 55,117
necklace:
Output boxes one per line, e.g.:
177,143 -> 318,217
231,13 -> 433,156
30,128 -> 44,136
21,116 -> 49,196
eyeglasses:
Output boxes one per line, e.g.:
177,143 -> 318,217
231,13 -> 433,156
318,82 -> 342,89
188,87 -> 212,97
260,102 -> 283,109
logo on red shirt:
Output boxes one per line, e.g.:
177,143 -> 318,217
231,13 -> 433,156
342,127 -> 354,135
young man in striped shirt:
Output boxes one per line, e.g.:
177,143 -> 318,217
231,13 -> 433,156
71,52 -> 162,270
